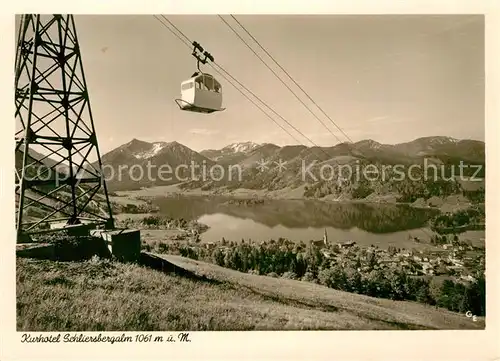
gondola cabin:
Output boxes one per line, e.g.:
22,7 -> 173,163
177,72 -> 224,114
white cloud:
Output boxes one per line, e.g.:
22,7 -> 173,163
366,115 -> 390,123
189,128 -> 220,136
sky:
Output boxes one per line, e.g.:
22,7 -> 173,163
16,14 -> 485,153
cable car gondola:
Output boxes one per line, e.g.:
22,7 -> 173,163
175,72 -> 224,114
175,41 -> 225,114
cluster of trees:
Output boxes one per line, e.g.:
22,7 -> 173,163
396,179 -> 462,203
303,179 -> 375,199
144,238 -> 485,316
351,182 -> 375,199
436,277 -> 485,316
304,181 -> 341,198
224,198 -> 265,206
118,215 -> 208,233
112,202 -> 160,214
318,266 -> 436,303
212,240 -> 309,276
429,233 -> 458,246
303,175 -> 468,202
111,196 -> 163,214
430,206 -> 485,234
462,188 -> 485,203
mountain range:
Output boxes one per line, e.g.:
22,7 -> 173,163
15,136 -> 485,196
94,136 -> 485,193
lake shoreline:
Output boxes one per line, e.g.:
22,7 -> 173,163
110,195 -> 484,252
112,183 -> 478,214
107,184 -> 484,250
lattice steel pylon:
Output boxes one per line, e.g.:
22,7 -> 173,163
15,14 -> 114,239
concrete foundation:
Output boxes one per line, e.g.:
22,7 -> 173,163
90,228 -> 141,262
49,222 -> 94,237
16,243 -> 56,259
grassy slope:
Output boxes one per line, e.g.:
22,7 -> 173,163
17,255 -> 483,331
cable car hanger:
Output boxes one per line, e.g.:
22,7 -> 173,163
175,41 -> 225,114
192,41 -> 213,74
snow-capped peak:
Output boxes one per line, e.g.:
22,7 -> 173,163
420,136 -> 459,145
223,141 -> 260,153
134,142 -> 167,159
441,136 -> 458,144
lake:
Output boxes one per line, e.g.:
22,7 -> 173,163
151,196 -> 485,249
